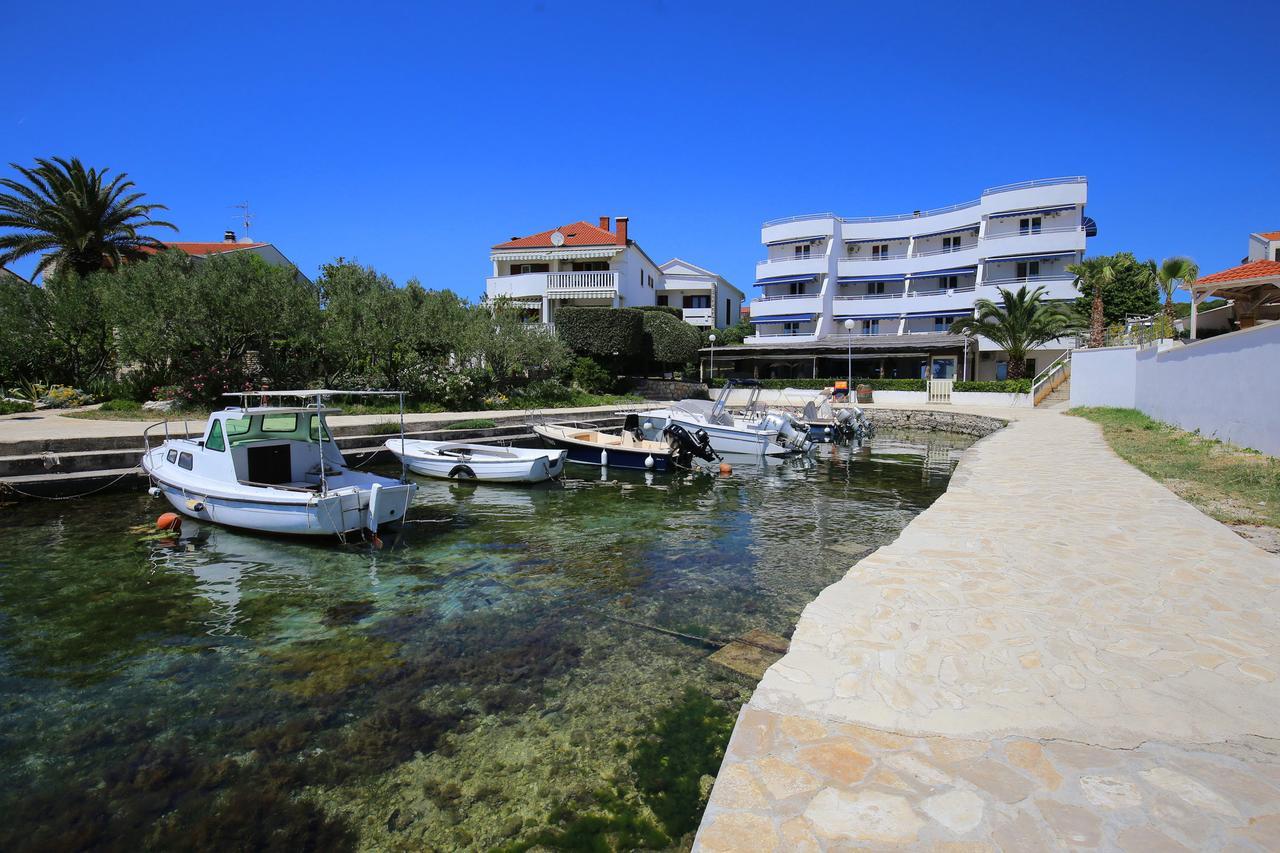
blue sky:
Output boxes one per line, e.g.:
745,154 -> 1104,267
4,0 -> 1277,299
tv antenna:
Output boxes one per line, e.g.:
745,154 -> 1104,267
231,201 -> 254,239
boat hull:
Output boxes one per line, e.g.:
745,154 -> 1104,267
533,426 -> 673,471
639,413 -> 787,456
387,439 -> 567,483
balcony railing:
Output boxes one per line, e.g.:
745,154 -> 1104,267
757,254 -> 820,265
834,284 -> 976,301
982,225 -> 1084,240
843,251 -> 908,261
754,293 -> 819,302
981,274 -> 1076,287
909,243 -> 978,258
546,271 -> 619,292
981,176 -> 1087,196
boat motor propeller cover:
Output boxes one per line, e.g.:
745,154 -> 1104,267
663,423 -> 719,468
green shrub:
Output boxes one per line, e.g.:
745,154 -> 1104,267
40,385 -> 92,408
511,379 -> 576,406
0,399 -> 36,415
642,310 -> 702,367
954,379 -> 1031,394
368,420 -> 405,435
555,307 -> 645,360
99,398 -> 143,412
703,319 -> 751,346
637,305 -> 683,319
571,356 -> 614,394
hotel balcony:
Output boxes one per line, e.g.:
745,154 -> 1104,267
980,225 -> 1086,258
838,244 -> 982,278
979,272 -> 1079,301
755,254 -> 827,282
750,293 -> 824,318
833,284 -> 979,318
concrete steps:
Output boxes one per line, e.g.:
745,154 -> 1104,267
1038,379 -> 1072,409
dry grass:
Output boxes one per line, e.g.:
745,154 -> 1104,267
1071,407 -> 1280,530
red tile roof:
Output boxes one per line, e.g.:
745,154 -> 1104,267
163,241 -> 267,255
493,221 -> 622,250
1196,259 -> 1280,285
1258,231 -> 1280,240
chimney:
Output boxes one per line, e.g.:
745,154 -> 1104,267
599,215 -> 611,231
616,216 -> 629,245
224,230 -> 237,243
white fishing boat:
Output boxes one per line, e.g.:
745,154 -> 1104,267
141,390 -> 416,540
385,438 -> 567,483
634,380 -> 809,456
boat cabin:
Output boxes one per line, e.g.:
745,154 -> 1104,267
162,407 -> 348,490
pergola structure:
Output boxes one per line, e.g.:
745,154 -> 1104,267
1186,259 -> 1280,339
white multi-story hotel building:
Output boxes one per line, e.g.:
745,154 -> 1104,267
728,177 -> 1095,381
485,216 -> 743,329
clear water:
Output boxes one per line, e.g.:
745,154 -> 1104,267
0,430 -> 972,851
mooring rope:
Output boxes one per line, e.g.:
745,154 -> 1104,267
0,467 -> 142,501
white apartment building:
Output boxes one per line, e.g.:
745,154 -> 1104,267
485,216 -> 742,329
1247,229 -> 1280,263
729,177 -> 1095,381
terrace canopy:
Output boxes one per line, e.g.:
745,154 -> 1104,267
1185,260 -> 1280,339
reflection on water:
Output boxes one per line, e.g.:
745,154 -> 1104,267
0,430 -> 972,851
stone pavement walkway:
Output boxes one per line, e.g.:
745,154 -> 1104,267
695,408 -> 1280,851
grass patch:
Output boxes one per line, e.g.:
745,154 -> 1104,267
1070,407 -> 1280,529
64,408 -> 211,421
367,420 -> 406,436
442,418 -> 497,431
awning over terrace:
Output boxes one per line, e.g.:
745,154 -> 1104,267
765,236 -> 827,247
909,266 -> 978,278
749,313 -> 815,323
911,224 -> 980,240
754,274 -> 820,286
985,205 -> 1077,220
982,250 -> 1078,264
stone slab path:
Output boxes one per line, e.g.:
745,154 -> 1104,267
696,409 -> 1280,851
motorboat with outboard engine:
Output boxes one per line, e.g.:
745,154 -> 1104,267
751,387 -> 873,442
533,420 -> 719,471
635,380 -> 811,456
385,438 -> 567,483
142,390 -> 416,540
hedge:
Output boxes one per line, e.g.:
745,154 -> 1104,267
709,377 -> 1032,394
642,310 -> 702,366
555,307 -> 645,359
637,305 -> 683,319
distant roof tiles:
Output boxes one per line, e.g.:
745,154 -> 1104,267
493,221 -> 622,250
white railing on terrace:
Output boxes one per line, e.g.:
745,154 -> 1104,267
762,177 -> 1087,228
754,293 -> 819,302
843,252 -> 909,261
909,243 -> 978,258
835,285 -> 976,301
826,330 -> 944,339
982,176 -> 1086,196
546,271 -> 619,291
747,331 -> 818,339
1031,350 -> 1071,406
981,274 -> 1076,287
758,254 -> 821,265
982,225 -> 1085,239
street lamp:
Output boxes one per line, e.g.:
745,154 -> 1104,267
708,333 -> 717,384
843,319 -> 854,397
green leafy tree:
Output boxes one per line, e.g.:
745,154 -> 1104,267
703,319 -> 751,347
0,273 -> 50,385
950,285 -> 1074,380
642,310 -> 702,369
0,157 -> 175,278
0,270 -> 113,386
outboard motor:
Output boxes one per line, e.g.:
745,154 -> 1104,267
663,423 -> 719,469
762,411 -> 813,454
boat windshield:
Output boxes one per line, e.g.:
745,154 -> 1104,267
223,413 -> 334,447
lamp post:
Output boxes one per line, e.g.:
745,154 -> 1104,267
708,333 -> 717,384
843,319 -> 854,397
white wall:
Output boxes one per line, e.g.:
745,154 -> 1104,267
720,388 -> 1030,408
1070,324 -> 1280,455
1069,345 -> 1139,407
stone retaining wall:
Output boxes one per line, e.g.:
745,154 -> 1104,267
865,408 -> 1006,438
630,379 -> 709,401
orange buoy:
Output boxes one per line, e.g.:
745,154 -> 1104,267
719,462 -> 732,476
156,512 -> 182,532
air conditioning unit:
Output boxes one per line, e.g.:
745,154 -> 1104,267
980,352 -> 993,361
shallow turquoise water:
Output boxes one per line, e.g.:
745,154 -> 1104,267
0,431 -> 971,851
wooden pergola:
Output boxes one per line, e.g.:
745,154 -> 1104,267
1186,259 -> 1280,339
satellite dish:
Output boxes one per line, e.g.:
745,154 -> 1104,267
550,230 -> 565,247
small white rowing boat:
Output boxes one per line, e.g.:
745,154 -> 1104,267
385,438 -> 567,483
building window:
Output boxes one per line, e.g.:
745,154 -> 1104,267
656,294 -> 668,306
648,274 -> 654,288
571,261 -> 608,271
783,321 -> 801,335
1019,216 -> 1043,235
788,281 -> 806,296
871,243 -> 890,259
934,316 -> 950,332
793,243 -> 812,259
725,298 -> 730,326
866,319 -> 880,335
942,235 -> 963,252
939,275 -> 958,290
684,295 -> 710,309
516,263 -> 549,274
868,281 -> 886,295
1015,261 -> 1040,280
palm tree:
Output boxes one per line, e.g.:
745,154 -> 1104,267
0,157 -> 176,279
1153,256 -> 1198,326
1067,257 -> 1117,347
949,285 -> 1075,380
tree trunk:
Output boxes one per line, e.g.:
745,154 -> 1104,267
1163,292 -> 1175,329
1089,280 -> 1104,347
1007,354 -> 1025,381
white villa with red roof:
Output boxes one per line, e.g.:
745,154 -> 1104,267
485,216 -> 742,329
